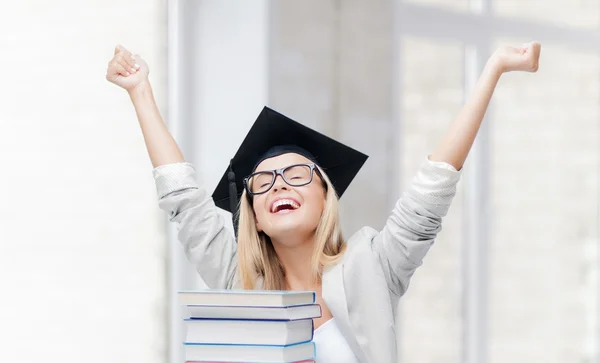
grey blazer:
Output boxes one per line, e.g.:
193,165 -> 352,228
152,157 -> 461,363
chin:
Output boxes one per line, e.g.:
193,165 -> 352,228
263,211 -> 317,242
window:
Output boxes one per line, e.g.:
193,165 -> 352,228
396,2 -> 600,362
489,40 -> 600,363
495,0 -> 600,29
404,0 -> 470,12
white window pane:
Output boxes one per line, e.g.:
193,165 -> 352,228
398,36 -> 465,363
495,0 -> 600,29
489,41 -> 600,363
403,0 -> 471,12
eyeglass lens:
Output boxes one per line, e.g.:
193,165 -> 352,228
248,164 -> 312,194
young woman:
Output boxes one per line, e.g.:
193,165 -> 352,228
106,42 -> 540,363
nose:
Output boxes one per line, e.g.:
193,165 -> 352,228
271,174 -> 289,192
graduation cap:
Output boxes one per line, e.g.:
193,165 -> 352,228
212,106 -> 368,235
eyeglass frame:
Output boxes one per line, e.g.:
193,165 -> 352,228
243,163 -> 326,196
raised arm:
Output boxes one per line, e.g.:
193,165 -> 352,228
106,45 -> 238,289
105,45 -> 184,167
374,42 -> 541,296
430,42 -> 541,170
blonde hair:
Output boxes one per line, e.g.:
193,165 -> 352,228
236,166 -> 346,290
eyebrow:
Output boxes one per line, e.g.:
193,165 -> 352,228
254,160 -> 311,173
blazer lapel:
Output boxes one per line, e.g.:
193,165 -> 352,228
322,263 -> 369,363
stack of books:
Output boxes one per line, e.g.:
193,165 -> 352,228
179,289 -> 321,363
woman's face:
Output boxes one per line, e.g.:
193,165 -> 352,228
250,153 -> 326,244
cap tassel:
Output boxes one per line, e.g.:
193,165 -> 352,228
227,159 -> 239,239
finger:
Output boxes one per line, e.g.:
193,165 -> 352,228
111,62 -> 131,77
114,45 -> 139,72
131,54 -> 141,70
114,44 -> 128,55
118,53 -> 138,73
523,41 -> 540,53
531,42 -> 541,57
119,60 -> 136,75
522,42 -> 540,71
519,43 -> 530,54
113,51 -> 136,74
127,53 -> 140,71
523,42 -> 541,60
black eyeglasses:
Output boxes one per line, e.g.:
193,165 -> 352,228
243,163 -> 324,196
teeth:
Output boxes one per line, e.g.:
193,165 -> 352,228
271,199 -> 300,213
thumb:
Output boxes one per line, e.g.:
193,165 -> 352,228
522,41 -> 540,54
520,44 -> 529,54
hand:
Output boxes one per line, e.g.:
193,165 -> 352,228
105,45 -> 150,92
491,41 -> 541,73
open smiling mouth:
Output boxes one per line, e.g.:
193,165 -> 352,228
270,198 -> 301,214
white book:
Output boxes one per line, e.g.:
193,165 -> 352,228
184,304 -> 321,321
184,341 -> 315,363
184,318 -> 314,346
178,289 -> 316,307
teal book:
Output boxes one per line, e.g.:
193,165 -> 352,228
183,341 -> 316,362
184,318 -> 315,346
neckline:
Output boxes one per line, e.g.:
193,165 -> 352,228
314,317 -> 334,334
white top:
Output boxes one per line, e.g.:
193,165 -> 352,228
313,318 -> 360,363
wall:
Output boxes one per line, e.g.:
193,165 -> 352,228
0,1 -> 169,362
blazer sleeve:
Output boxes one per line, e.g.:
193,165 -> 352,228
372,157 -> 462,296
153,162 -> 238,289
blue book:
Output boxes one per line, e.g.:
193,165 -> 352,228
178,289 -> 316,307
184,318 -> 314,346
184,303 -> 322,321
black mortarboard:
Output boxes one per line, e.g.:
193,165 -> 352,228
212,106 -> 368,235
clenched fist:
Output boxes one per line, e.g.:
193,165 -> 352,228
491,41 -> 541,73
106,45 -> 149,92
